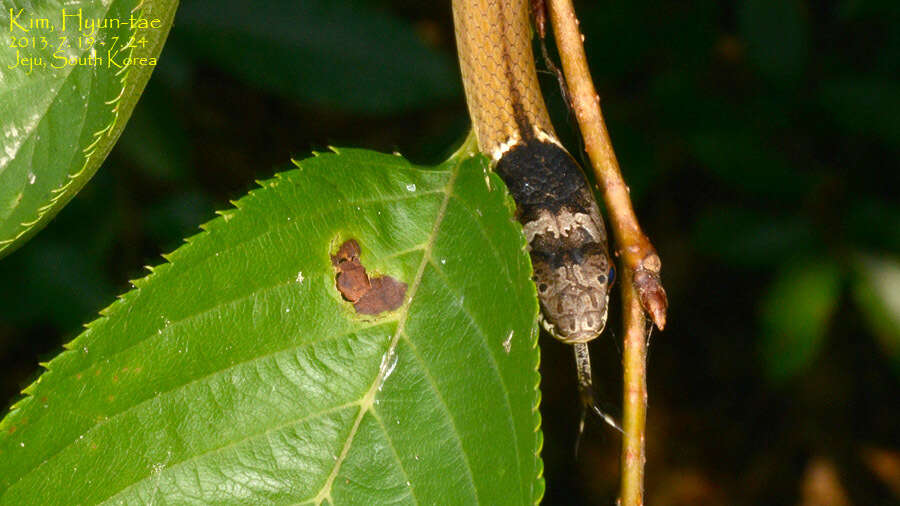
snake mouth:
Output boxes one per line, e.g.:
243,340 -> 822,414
559,332 -> 602,345
538,293 -> 610,344
539,318 -> 604,344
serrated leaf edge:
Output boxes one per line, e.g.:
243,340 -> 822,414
0,0 -> 173,258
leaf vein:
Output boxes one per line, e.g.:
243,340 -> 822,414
100,403 -> 360,505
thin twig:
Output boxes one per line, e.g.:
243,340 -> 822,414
618,266 -> 648,506
545,1 -> 664,504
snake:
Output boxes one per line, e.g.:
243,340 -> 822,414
452,0 -> 619,431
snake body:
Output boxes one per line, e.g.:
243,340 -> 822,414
452,0 -> 613,345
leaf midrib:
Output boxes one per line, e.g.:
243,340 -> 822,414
309,156 -> 473,505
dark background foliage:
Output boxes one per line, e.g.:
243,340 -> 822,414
2,0 -> 898,504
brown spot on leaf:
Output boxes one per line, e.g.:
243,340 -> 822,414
336,264 -> 370,303
355,277 -> 407,315
331,239 -> 407,314
331,239 -> 362,266
331,239 -> 369,303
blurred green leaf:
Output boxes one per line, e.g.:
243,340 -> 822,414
739,0 -> 809,85
759,259 -> 843,383
649,71 -> 737,133
580,1 -> 717,81
578,1 -> 656,80
0,0 -> 178,259
144,191 -> 215,251
689,131 -> 810,197
693,207 -> 816,269
116,82 -> 190,182
0,240 -> 114,329
851,253 -> 900,371
836,0 -> 900,19
848,199 -> 900,253
819,78 -> 900,147
146,35 -> 195,91
174,0 -> 459,114
0,148 -> 543,504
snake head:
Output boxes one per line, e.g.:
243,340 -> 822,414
535,245 -> 613,343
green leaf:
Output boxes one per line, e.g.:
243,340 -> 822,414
759,259 -> 843,383
174,0 -> 460,114
0,0 -> 178,259
818,78 -> 900,147
0,148 -> 543,505
851,253 -> 900,372
693,207 -> 817,269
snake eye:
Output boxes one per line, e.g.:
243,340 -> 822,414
538,283 -> 548,293
608,265 -> 616,286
